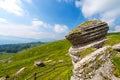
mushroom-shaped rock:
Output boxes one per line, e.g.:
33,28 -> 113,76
65,20 -> 109,46
34,61 -> 45,67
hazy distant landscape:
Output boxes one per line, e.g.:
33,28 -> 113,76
0,41 -> 44,53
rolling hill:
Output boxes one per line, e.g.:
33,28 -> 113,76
0,33 -> 120,80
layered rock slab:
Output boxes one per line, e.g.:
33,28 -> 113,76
69,38 -> 107,64
70,46 -> 120,80
65,20 -> 109,46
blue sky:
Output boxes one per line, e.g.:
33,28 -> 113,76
0,0 -> 120,42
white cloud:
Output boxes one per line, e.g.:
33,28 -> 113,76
0,18 -> 8,23
0,0 -> 24,16
32,18 -> 69,34
76,0 -> 119,18
0,23 -> 38,39
57,0 -> 74,3
75,1 -> 82,8
75,0 -> 120,31
100,8 -> 120,26
0,23 -> 57,39
0,18 -> 69,40
25,0 -> 32,4
32,18 -> 52,28
32,19 -> 45,27
54,24 -> 68,33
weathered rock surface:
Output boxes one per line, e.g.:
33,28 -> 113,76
71,46 -> 119,80
112,43 -> 120,52
69,38 -> 107,64
14,67 -> 26,78
66,20 -> 120,80
0,77 -> 5,80
65,20 -> 109,46
34,61 -> 45,67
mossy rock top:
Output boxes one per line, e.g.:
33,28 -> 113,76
65,20 -> 109,46
68,20 -> 102,35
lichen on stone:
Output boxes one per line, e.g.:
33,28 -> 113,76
76,47 -> 97,58
78,20 -> 102,28
68,20 -> 102,35
66,20 -> 109,46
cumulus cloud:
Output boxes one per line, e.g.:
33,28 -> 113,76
76,0 -> 120,18
32,18 -> 68,34
0,18 -> 8,23
0,23 -> 38,39
0,18 -> 69,40
0,0 -> 24,16
32,18 -> 52,28
75,0 -> 120,32
54,24 -> 68,33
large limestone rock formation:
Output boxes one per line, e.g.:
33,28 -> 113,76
66,20 -> 120,80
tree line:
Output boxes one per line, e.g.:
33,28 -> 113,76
0,42 -> 44,53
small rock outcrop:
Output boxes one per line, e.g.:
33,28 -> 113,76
112,43 -> 120,52
66,20 -> 120,80
14,67 -> 26,78
65,20 -> 109,47
34,61 -> 45,67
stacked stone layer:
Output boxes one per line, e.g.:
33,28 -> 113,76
66,21 -> 109,46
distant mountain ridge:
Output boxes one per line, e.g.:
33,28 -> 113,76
0,41 -> 44,53
0,36 -> 40,45
0,35 -> 55,45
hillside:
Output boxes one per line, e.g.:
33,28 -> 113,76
0,33 -> 120,80
0,39 -> 72,80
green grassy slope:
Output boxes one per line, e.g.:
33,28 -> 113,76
0,39 -> 72,80
0,33 -> 120,80
105,33 -> 120,46
0,53 -> 15,60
